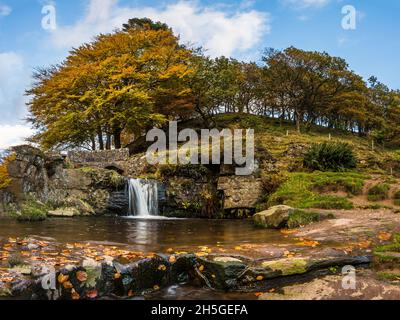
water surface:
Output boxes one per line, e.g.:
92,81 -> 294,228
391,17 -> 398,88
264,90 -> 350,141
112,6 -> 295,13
0,217 -> 290,252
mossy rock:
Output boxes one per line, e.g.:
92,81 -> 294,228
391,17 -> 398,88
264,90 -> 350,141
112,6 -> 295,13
9,199 -> 49,221
261,258 -> 308,276
253,205 -> 294,229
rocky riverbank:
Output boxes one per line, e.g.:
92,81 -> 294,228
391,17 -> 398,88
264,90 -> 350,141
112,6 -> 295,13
1,208 -> 399,300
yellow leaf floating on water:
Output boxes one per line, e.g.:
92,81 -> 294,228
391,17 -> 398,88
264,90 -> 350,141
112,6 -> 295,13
280,229 -> 299,235
296,239 -> 319,247
256,276 -> 264,281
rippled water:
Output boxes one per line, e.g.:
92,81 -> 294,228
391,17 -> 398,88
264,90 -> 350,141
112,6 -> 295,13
0,217 -> 290,252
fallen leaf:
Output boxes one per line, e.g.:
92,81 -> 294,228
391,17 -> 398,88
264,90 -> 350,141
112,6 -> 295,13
71,289 -> 80,300
378,232 -> 392,242
58,274 -> 69,284
199,265 -> 205,272
114,273 -> 121,280
153,285 -> 160,290
169,256 -> 176,264
63,281 -> 73,289
158,264 -> 167,271
86,289 -> 98,299
280,229 -> 299,235
256,276 -> 264,281
76,271 -> 88,282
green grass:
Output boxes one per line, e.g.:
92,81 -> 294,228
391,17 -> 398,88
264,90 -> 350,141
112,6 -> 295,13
374,233 -> 400,265
268,172 -> 365,210
367,183 -> 390,202
377,271 -> 400,281
287,209 -> 320,229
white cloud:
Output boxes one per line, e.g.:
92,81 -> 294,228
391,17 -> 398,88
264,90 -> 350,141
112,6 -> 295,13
282,0 -> 330,9
0,125 -> 33,149
50,0 -> 270,58
0,4 -> 11,16
0,52 -> 30,124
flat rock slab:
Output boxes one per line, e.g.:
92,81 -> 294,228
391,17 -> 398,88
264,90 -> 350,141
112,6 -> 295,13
259,269 -> 400,300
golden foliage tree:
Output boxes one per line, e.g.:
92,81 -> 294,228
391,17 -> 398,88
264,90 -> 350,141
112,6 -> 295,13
27,20 -> 195,150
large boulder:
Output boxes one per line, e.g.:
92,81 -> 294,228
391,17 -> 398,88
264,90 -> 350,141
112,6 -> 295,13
253,205 -> 294,229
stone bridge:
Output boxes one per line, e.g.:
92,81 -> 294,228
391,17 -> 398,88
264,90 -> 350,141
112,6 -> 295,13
67,149 -> 130,175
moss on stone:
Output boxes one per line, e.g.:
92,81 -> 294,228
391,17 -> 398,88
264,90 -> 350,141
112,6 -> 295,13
7,198 -> 49,221
261,258 -> 308,276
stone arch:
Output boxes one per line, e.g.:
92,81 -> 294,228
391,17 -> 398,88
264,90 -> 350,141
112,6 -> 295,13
104,164 -> 125,175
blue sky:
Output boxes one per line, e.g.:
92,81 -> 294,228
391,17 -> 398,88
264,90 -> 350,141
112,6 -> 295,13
0,0 -> 399,148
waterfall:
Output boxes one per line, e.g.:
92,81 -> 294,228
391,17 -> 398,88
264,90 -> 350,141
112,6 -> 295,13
127,179 -> 159,217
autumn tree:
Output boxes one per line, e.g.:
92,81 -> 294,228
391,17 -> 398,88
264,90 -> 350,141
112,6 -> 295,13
261,47 -> 369,132
27,20 -> 195,150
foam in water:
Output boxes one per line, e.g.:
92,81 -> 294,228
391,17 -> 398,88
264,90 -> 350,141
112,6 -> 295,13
127,179 -> 158,217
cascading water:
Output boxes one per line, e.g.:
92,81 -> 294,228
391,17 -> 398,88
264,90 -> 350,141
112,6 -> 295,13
127,179 -> 159,217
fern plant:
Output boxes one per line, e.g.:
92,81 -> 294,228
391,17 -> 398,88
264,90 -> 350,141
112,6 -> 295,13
303,142 -> 357,172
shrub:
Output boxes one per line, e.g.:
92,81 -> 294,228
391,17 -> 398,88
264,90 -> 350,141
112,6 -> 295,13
303,142 -> 357,172
367,183 -> 390,202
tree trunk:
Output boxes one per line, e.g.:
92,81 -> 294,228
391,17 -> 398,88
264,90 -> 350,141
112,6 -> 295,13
106,134 -> 111,150
97,129 -> 104,150
295,111 -> 301,133
91,136 -> 96,151
113,128 -> 122,149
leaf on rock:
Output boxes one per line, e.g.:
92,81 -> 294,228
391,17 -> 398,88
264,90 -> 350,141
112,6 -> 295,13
76,271 -> 88,282
58,274 -> 69,284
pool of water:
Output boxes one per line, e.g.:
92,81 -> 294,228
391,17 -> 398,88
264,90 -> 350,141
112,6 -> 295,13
0,217 -> 291,253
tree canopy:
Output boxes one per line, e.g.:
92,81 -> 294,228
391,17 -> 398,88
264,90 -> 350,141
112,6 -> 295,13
27,19 -> 400,150
27,20 -> 195,150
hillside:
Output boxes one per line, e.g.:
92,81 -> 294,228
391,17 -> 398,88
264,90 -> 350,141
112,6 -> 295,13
211,113 -> 400,214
